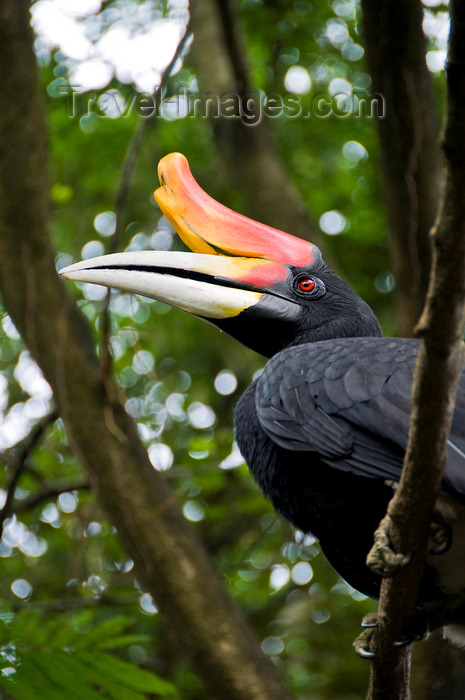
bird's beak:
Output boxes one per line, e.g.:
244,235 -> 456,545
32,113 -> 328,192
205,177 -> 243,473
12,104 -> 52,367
59,250 -> 282,319
154,153 -> 319,267
60,153 -> 321,331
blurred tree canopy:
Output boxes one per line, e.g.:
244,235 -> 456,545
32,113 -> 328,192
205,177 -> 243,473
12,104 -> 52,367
0,1 -> 454,699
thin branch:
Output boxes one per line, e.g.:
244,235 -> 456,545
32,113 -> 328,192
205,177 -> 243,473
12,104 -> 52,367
12,592 -> 138,613
367,3 -> 465,698
0,409 -> 59,534
99,17 -> 193,382
14,480 -> 90,514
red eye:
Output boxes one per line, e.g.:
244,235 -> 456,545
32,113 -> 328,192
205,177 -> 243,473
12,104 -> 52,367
298,278 -> 316,293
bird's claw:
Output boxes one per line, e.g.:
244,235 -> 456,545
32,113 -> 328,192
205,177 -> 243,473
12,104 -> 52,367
353,622 -> 376,659
366,514 -> 411,577
354,613 -> 379,658
354,611 -> 427,659
360,612 -> 378,628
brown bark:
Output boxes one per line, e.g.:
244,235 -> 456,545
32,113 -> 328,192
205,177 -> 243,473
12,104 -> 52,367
0,3 -> 292,698
189,0 -> 324,246
366,2 -> 465,698
361,0 -> 442,337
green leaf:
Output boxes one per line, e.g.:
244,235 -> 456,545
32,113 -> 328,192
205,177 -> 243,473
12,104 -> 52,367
79,652 -> 176,696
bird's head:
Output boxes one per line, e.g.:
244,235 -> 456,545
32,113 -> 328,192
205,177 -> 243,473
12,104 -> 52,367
60,153 -> 381,357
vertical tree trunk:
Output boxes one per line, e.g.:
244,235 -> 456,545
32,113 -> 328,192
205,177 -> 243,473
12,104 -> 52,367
361,0 -> 442,336
366,1 -> 465,697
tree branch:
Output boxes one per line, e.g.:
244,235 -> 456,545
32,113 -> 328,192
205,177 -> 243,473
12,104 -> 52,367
361,0 -> 442,336
367,3 -> 465,698
0,409 -> 59,535
14,480 -> 90,514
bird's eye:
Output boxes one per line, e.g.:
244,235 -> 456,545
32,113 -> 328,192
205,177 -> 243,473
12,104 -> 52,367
294,275 -> 326,299
298,278 -> 315,292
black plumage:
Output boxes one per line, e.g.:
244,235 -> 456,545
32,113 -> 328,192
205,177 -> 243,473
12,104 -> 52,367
234,337 -> 465,604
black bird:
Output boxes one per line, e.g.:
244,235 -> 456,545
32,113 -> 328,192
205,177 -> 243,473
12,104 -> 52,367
60,153 -> 465,648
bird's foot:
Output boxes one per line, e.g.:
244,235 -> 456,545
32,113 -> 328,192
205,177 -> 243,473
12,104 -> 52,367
428,513 -> 452,555
353,613 -> 378,659
366,514 -> 411,578
353,611 -> 428,659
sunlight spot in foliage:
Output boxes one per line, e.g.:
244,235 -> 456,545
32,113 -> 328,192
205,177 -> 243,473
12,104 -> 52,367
332,0 -> 357,19
128,645 -> 147,664
81,239 -> 104,259
295,531 -> 317,547
94,211 -> 116,237
342,140 -> 367,163
183,500 -> 205,522
31,1 -> 96,61
220,442 -> 244,470
126,232 -> 150,251
83,574 -> 106,597
160,94 -> 191,120
423,10 -> 449,52
326,18 -> 349,48
115,559 -> 134,573
139,592 -> 158,615
284,66 -> 311,94
188,402 -> 216,429
312,609 -> 331,624
341,41 -> 364,61
132,350 -> 155,376
189,450 -> 209,460
40,504 -> 61,527
426,50 -> 446,72
85,522 -> 103,537
165,393 -> 185,420
79,113 -> 99,133
73,59 -> 114,89
98,89 -> 126,118
15,352 -> 53,401
0,542 -> 12,557
82,282 -> 107,300
3,517 -> 48,558
112,293 -> 139,317
58,492 -> 78,514
2,315 -> 20,340
291,562 -> 314,585
0,405 -> 29,450
148,443 -> 173,471
261,636 -> 285,656
319,210 -> 347,235
328,77 -> 353,96
270,564 -> 290,591
151,230 -> 173,250
11,579 -> 32,600
374,271 -> 395,294
1,667 -> 16,678
214,370 -> 238,396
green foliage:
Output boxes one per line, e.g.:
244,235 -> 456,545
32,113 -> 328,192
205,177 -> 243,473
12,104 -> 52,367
0,610 -> 175,699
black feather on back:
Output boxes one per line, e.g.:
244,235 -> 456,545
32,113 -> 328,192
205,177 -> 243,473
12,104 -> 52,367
255,337 -> 465,503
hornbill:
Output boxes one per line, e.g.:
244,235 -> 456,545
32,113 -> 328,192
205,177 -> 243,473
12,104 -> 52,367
60,153 -> 465,650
